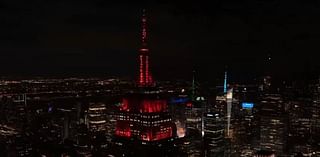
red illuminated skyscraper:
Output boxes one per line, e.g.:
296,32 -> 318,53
138,9 -> 153,87
115,10 -> 174,146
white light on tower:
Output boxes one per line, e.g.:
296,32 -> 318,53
226,88 -> 233,138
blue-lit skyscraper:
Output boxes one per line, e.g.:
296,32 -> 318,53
224,71 -> 228,93
226,88 -> 233,138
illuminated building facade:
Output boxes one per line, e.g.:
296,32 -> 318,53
287,99 -> 312,155
259,94 -> 287,156
185,71 -> 205,137
203,112 -> 225,157
311,79 -> 320,155
230,84 -> 259,156
114,10 -> 174,146
88,103 -> 107,133
312,79 -> 320,136
185,101 -> 203,136
116,94 -> 173,141
226,88 -> 233,138
183,96 -> 206,156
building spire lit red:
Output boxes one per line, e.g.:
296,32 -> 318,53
115,10 -> 174,144
138,9 -> 153,87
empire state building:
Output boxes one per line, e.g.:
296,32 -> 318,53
114,10 -> 175,147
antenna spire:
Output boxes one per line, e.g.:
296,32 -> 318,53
141,9 -> 148,48
138,9 -> 153,87
224,70 -> 228,93
192,70 -> 196,101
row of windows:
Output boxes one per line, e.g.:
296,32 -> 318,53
140,119 -> 172,124
140,115 -> 160,118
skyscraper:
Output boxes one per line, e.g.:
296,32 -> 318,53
88,103 -> 107,133
226,88 -> 233,138
203,112 -> 225,156
224,71 -> 228,94
311,78 -> 320,155
114,10 -> 174,154
259,94 -> 287,156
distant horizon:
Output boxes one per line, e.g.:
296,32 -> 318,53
0,70 -> 318,85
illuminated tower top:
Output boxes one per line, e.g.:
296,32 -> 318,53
191,70 -> 196,101
224,71 -> 227,93
138,9 -> 153,87
141,9 -> 148,48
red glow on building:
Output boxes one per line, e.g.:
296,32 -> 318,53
138,9 -> 153,87
120,98 -> 167,113
116,96 -> 174,142
140,100 -> 167,113
115,9 -> 174,144
115,121 -> 132,138
120,98 -> 129,111
186,102 -> 193,107
146,56 -> 149,84
141,127 -> 173,141
139,55 -> 144,84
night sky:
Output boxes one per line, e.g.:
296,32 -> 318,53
0,0 -> 319,82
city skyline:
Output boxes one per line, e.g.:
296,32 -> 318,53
1,2 -> 320,156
